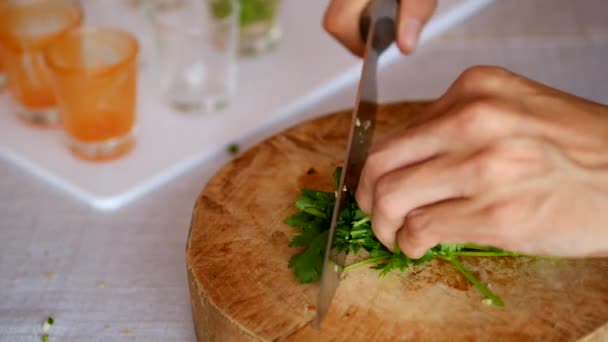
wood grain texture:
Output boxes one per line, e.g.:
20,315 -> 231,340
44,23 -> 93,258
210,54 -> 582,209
186,101 -> 608,341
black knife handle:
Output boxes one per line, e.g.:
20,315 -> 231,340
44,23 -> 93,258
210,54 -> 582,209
359,0 -> 399,52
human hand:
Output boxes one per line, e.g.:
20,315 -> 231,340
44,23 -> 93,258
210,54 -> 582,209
323,0 -> 437,57
355,66 -> 608,259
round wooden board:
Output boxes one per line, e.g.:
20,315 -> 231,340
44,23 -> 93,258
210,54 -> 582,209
186,101 -> 608,342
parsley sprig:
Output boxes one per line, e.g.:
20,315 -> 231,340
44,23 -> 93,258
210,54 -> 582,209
286,168 -> 523,306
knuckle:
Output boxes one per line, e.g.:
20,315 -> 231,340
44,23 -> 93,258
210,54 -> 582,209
457,66 -> 511,94
354,188 -> 369,212
473,139 -> 555,191
453,98 -> 499,134
475,153 -> 499,180
473,143 -> 510,185
481,202 -> 504,224
322,8 -> 349,38
479,200 -> 516,229
405,210 -> 431,234
398,230 -> 433,259
361,151 -> 390,193
373,175 -> 408,221
364,151 -> 385,180
372,224 -> 393,248
373,187 -> 400,220
484,140 -> 513,160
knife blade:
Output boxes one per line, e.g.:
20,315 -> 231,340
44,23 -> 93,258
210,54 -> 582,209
313,0 -> 398,329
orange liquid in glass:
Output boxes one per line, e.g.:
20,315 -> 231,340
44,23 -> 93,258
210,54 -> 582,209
2,49 -> 56,108
0,1 -> 82,109
55,74 -> 137,142
45,28 -> 138,143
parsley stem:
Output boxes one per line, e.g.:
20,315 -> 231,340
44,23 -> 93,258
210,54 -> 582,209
342,256 -> 391,273
352,216 -> 371,228
440,256 -> 504,307
302,207 -> 327,219
328,259 -> 344,272
452,251 -> 521,257
460,243 -> 501,251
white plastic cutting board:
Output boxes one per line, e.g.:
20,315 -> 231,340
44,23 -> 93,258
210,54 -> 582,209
0,0 -> 494,211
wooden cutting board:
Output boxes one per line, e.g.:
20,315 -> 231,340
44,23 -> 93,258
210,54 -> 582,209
186,101 -> 608,341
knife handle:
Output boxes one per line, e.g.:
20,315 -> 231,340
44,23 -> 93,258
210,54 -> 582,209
359,0 -> 399,52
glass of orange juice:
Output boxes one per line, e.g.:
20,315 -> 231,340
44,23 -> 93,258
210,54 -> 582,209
0,0 -> 82,125
44,28 -> 139,161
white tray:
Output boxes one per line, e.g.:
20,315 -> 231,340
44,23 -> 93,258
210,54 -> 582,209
0,0 -> 494,211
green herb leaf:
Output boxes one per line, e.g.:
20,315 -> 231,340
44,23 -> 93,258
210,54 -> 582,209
294,189 -> 334,219
286,214 -> 325,248
288,230 -> 328,283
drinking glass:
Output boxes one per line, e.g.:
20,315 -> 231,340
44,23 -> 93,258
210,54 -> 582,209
0,0 -> 83,125
213,0 -> 282,56
44,28 -> 139,161
152,0 -> 239,113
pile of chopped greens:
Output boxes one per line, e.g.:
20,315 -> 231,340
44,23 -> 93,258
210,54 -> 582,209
285,168 -> 522,306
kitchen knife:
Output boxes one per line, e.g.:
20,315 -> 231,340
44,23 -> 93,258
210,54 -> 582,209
314,0 -> 398,329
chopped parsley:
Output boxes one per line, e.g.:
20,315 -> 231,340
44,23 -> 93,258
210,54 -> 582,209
286,167 -> 523,306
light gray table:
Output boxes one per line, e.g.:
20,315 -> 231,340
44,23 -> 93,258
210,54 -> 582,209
1,1 -> 607,341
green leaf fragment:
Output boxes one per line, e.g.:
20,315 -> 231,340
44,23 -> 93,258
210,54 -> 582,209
287,219 -> 323,248
294,189 -> 334,219
332,167 -> 342,191
288,230 -> 328,283
227,143 -> 239,156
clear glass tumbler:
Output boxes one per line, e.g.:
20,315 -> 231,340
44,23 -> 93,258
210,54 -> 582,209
44,28 -> 139,161
152,0 -> 239,113
0,0 -> 83,126
234,0 -> 282,56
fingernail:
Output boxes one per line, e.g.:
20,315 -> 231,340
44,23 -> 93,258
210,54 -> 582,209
400,18 -> 422,52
